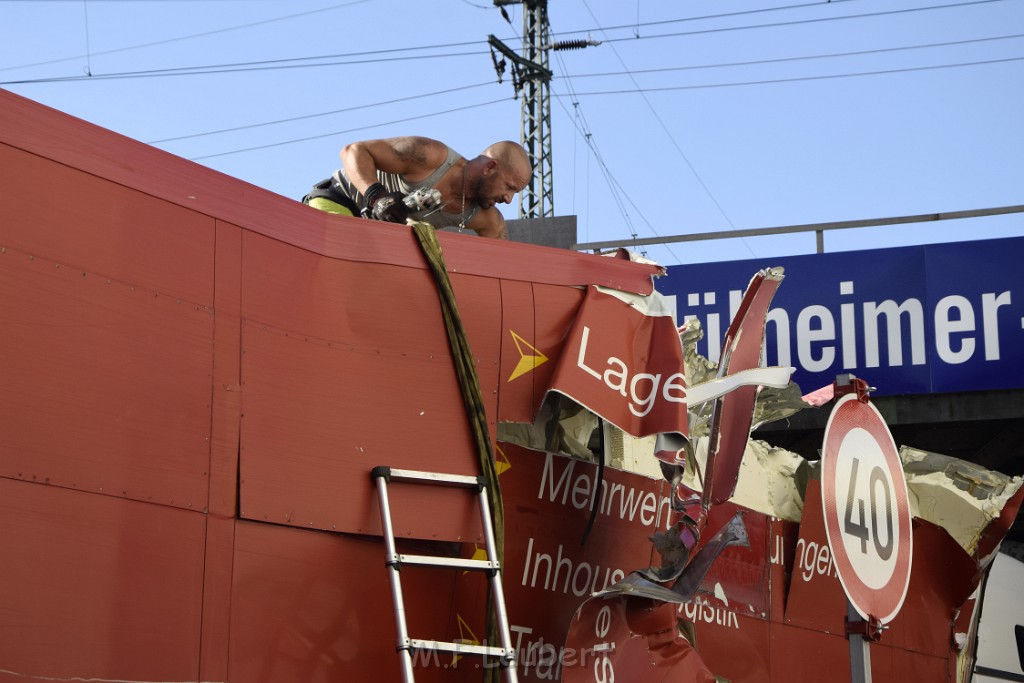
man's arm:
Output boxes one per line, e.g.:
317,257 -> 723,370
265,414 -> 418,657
467,207 -> 508,240
340,136 -> 447,195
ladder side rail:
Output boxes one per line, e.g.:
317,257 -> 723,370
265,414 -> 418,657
476,486 -> 520,681
375,475 -> 417,682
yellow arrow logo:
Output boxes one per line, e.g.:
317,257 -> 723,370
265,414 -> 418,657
495,444 -> 511,476
508,330 -> 548,382
469,543 -> 488,563
452,613 -> 480,666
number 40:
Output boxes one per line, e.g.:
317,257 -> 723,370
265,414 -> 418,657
844,457 -> 894,560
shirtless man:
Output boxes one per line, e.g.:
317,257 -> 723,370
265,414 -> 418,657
303,136 -> 532,239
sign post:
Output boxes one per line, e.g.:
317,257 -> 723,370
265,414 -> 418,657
821,375 -> 914,682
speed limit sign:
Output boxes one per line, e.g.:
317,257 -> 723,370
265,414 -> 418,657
821,392 -> 913,625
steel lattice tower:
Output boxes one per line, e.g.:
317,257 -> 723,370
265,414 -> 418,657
519,0 -> 552,219
492,0 -> 553,219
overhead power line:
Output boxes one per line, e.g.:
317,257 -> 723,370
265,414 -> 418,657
116,31 -> 1020,145
551,62 -> 640,247
560,0 -> 1011,44
8,39 -> 1018,87
0,0 -> 374,73
174,51 -> 1023,159
0,50 -> 486,85
149,81 -> 495,144
558,33 -> 1024,80
554,86 -> 686,263
4,1 -> 1009,84
150,46 -> 1022,155
187,98 -> 508,160
551,55 -> 1024,96
579,0 -> 749,257
5,1 -> 814,75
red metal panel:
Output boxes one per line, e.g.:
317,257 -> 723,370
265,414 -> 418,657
238,317 -> 483,540
239,231 -> 454,355
0,143 -> 216,306
0,241 -> 214,511
497,279 -> 540,424
238,233 -> 486,539
209,221 -> 244,517
783,480 -> 848,635
0,478 -> 205,681
489,443 -> 667,678
531,283 -> 586,407
449,270 -> 503,440
704,269 -> 784,505
200,515 -> 236,682
549,285 -> 688,438
769,622 -> 851,681
562,596 -> 721,682
495,281 -> 590,428
768,517 -> 801,624
690,613 -> 771,683
769,637 -> 946,682
888,646 -> 949,681
694,500 -> 770,617
872,641 -> 896,680
228,520 -> 467,683
884,520 -> 978,658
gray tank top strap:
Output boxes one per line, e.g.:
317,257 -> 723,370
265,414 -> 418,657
412,145 -> 480,228
416,145 -> 460,189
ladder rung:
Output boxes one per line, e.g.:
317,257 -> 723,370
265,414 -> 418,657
373,466 -> 484,489
373,463 -> 517,681
408,639 -> 515,661
396,554 -> 499,571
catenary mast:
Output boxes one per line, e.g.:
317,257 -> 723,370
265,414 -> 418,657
491,0 -> 553,219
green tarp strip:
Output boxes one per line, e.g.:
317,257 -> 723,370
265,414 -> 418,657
410,222 -> 505,564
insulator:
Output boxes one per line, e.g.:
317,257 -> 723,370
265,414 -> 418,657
551,39 -> 588,51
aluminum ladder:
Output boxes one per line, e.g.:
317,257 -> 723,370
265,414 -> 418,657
371,466 -> 519,682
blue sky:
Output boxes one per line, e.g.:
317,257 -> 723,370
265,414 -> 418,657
2,0 -> 1022,265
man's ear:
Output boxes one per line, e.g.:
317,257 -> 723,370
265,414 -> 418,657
483,158 -> 498,175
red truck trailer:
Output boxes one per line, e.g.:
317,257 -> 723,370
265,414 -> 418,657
1,88 -> 1020,682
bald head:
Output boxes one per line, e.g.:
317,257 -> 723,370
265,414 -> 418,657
482,141 -> 532,186
467,140 -> 533,209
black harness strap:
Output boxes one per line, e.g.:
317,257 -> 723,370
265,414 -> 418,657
301,177 -> 361,216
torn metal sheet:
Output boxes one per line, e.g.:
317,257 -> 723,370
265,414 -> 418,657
520,265 -> 1023,681
545,285 -> 688,443
701,267 -> 787,510
901,445 -> 1024,555
684,438 -> 808,523
640,511 -> 750,599
561,592 -> 721,683
555,392 -> 1021,681
497,393 -> 599,461
682,317 -> 811,438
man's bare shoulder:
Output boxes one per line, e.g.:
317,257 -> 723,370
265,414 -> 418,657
386,136 -> 448,168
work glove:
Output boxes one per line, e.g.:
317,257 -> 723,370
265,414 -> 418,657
362,182 -> 410,224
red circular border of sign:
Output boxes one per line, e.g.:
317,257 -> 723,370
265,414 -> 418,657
821,394 -> 913,624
